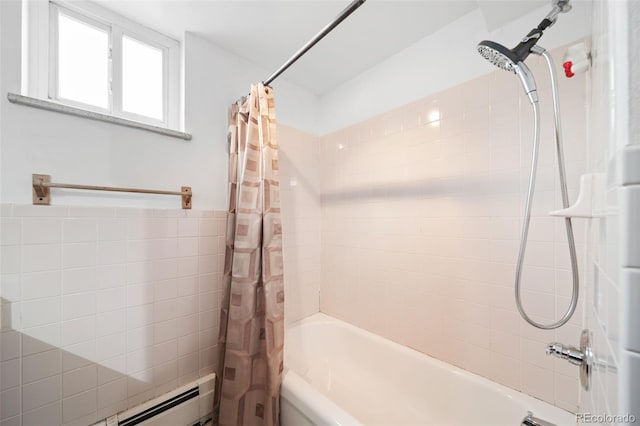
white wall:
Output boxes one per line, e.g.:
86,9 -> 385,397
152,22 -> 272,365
181,31 -> 319,210
630,1 -> 640,144
0,0 -> 318,210
316,3 -> 591,135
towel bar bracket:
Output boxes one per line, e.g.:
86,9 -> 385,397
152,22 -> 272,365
32,174 -> 51,205
181,186 -> 192,209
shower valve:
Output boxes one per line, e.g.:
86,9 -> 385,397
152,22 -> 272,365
545,330 -> 592,390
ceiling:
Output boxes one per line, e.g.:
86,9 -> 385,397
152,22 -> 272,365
92,0 -> 549,95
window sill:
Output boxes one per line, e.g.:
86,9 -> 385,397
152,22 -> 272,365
7,93 -> 192,141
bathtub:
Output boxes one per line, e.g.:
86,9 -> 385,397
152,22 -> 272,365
281,313 -> 575,426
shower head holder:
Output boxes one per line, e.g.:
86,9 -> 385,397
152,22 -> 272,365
477,0 -> 571,68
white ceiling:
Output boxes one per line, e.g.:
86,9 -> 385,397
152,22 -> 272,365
92,0 -> 550,95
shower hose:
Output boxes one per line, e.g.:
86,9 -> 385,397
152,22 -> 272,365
515,51 -> 580,330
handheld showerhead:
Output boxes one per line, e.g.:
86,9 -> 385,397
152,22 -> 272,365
477,40 -> 519,73
477,17 -> 552,71
477,40 -> 539,104
476,0 -> 572,104
475,0 -> 581,331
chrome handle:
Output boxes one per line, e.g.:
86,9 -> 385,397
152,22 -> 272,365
545,329 -> 592,390
545,342 -> 584,365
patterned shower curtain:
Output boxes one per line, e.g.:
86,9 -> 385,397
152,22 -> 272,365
214,83 -> 285,426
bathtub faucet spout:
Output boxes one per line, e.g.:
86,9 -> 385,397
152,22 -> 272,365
521,411 -> 557,426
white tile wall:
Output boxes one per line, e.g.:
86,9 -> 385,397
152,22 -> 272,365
279,125 -> 322,324
318,43 -> 588,411
0,205 -> 225,426
580,0 -> 635,422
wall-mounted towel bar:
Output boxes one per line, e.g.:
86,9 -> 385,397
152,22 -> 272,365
32,174 -> 192,209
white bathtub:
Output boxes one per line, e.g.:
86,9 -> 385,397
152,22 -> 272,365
281,313 -> 575,426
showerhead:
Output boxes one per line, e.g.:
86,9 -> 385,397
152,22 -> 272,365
477,0 -> 572,103
477,40 -> 519,74
478,0 -> 571,70
476,25 -> 546,104
477,39 -> 539,104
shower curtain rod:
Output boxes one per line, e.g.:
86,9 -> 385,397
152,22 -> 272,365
262,0 -> 367,87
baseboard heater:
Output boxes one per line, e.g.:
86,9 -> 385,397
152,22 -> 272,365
118,387 -> 199,426
93,374 -> 215,426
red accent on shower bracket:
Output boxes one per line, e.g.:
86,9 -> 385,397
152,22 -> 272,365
563,61 -> 575,78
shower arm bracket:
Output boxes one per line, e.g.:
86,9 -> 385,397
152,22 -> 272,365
549,173 -> 605,218
546,0 -> 572,23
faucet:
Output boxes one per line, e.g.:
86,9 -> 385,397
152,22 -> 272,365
545,329 -> 593,390
521,411 -> 556,426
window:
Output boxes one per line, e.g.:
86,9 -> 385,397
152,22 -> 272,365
25,0 -> 180,129
122,35 -> 164,121
53,8 -> 110,110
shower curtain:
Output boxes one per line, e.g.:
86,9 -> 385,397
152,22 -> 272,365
214,83 -> 285,426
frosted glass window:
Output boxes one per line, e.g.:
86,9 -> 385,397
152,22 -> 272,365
122,36 -> 164,121
57,13 -> 109,109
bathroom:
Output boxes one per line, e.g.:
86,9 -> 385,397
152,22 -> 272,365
0,0 -> 638,425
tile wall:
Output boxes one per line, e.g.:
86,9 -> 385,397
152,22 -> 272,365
319,44 -> 588,411
585,0 -> 639,422
279,125 -> 321,325
580,0 -> 620,420
620,1 -> 640,420
0,205 -> 226,426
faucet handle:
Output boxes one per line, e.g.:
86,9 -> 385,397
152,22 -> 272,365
545,342 -> 583,365
545,342 -> 563,356
545,330 -> 593,391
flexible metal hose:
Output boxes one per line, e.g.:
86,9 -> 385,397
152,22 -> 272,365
515,51 -> 580,329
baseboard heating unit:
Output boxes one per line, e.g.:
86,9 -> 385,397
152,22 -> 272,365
92,374 -> 215,426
